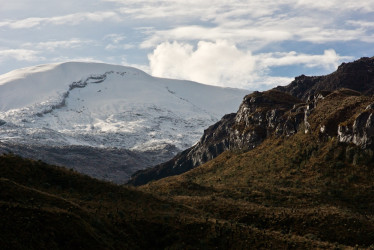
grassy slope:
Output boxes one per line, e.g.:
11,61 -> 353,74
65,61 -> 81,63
0,154 -> 224,249
1,155 -> 336,249
143,133 -> 374,248
142,91 -> 374,248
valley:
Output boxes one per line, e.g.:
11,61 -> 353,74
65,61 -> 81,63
1,57 -> 374,249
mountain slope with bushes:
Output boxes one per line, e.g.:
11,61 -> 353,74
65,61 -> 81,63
141,92 -> 374,247
0,154 -> 337,249
129,56 -> 374,186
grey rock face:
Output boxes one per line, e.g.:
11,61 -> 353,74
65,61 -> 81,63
338,108 -> 374,148
338,125 -> 354,143
303,91 -> 331,134
128,90 -> 305,186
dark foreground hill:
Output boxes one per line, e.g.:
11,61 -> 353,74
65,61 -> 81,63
0,154 -> 339,249
142,125 -> 374,248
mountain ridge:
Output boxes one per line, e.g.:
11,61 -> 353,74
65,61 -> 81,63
275,56 -> 374,101
129,56 -> 374,186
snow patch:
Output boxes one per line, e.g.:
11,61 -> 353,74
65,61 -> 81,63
0,62 -> 249,151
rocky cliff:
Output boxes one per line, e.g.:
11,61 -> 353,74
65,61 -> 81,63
128,57 -> 374,186
275,57 -> 374,101
338,104 -> 374,148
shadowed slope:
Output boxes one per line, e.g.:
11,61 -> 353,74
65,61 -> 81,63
142,92 -> 374,247
1,154 -> 338,249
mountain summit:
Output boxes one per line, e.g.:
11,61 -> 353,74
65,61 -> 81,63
275,56 -> 374,100
0,62 -> 248,183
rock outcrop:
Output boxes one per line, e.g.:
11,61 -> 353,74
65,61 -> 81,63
128,90 -> 304,185
338,105 -> 374,148
128,56 -> 374,186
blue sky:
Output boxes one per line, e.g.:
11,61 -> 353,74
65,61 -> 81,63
1,0 -> 374,90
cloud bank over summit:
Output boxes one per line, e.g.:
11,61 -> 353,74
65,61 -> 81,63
149,41 -> 348,89
1,0 -> 374,89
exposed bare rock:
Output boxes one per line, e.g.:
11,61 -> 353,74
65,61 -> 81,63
128,90 -> 304,185
338,108 -> 374,148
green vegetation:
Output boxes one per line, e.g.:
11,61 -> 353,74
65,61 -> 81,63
0,153 -> 335,249
143,131 -> 374,248
142,86 -> 374,248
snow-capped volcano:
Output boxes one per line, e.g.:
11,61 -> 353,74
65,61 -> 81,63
0,62 -> 248,182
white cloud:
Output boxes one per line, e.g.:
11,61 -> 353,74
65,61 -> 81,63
348,20 -> 374,28
108,0 -> 374,23
105,44 -> 134,50
0,11 -> 120,29
50,56 -> 103,63
104,34 -> 134,50
121,57 -> 150,74
104,34 -> 127,44
257,50 -> 353,71
115,0 -> 286,30
100,0 -> 373,53
296,27 -> 366,43
138,7 -> 371,50
148,40 -> 351,89
149,40 -> 255,88
22,39 -> 94,51
1,0 -> 372,88
140,25 -> 293,49
295,0 -> 374,12
0,49 -> 45,62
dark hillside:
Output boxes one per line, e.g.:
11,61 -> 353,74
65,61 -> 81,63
0,155 -> 224,249
128,57 -> 374,248
1,154 -> 336,249
143,120 -> 374,247
129,56 -> 374,186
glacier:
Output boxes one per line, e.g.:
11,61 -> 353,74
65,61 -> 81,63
0,62 -> 248,183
